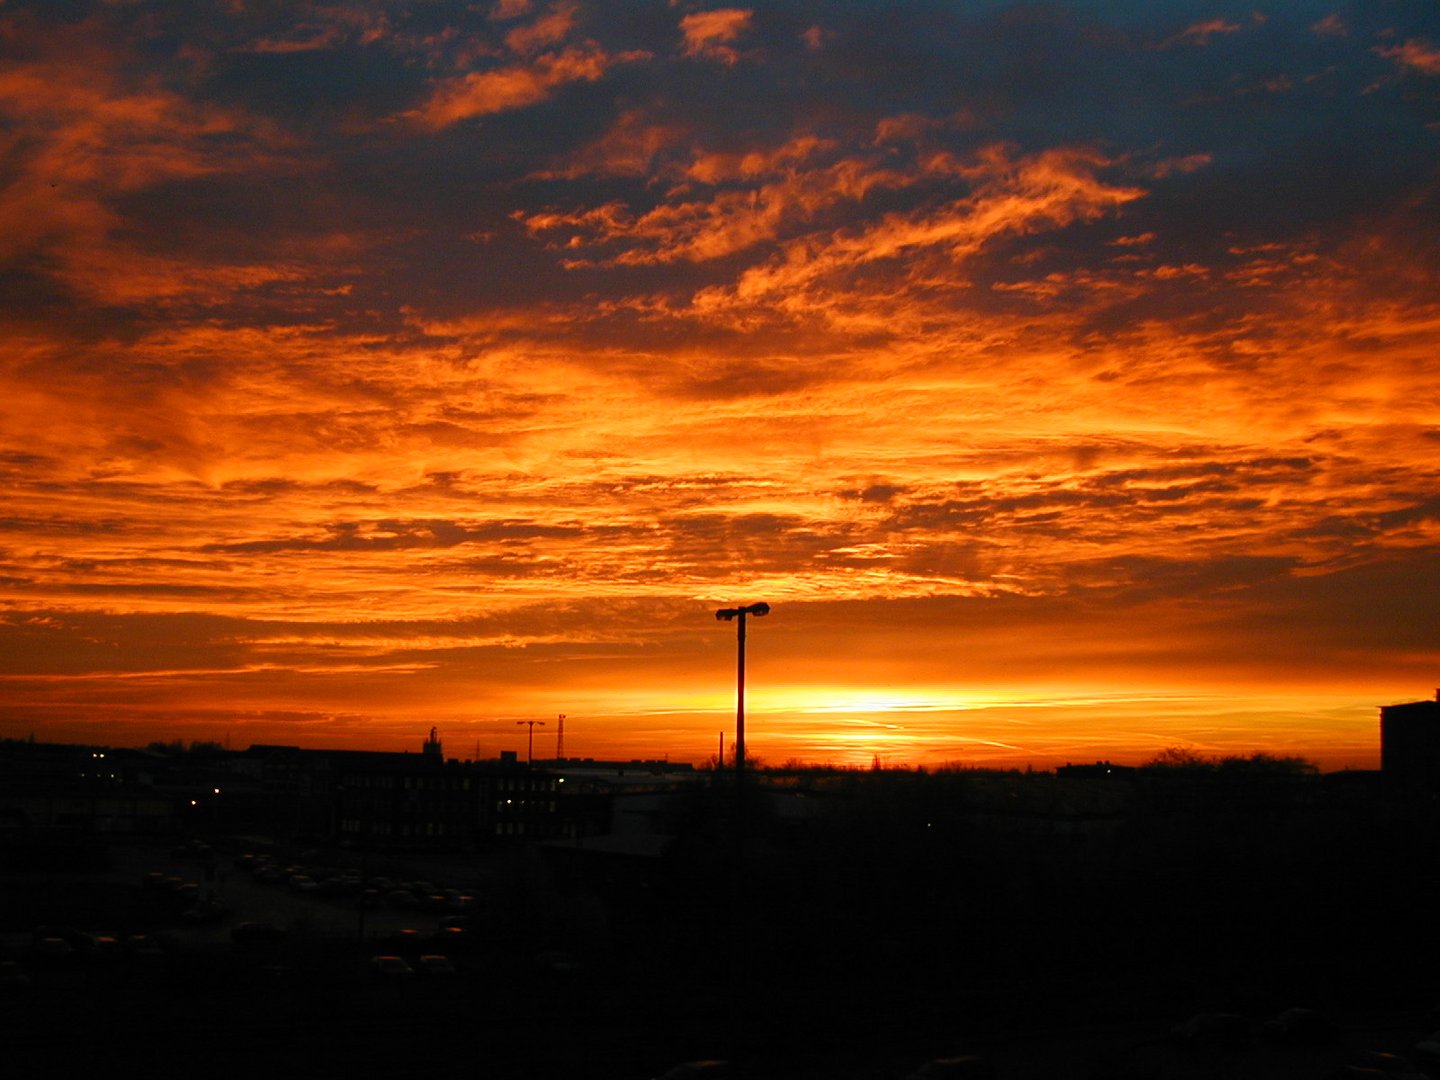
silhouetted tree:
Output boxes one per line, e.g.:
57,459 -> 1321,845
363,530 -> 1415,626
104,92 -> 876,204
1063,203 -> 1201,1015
1216,751 -> 1317,776
145,738 -> 225,757
1143,746 -> 1213,770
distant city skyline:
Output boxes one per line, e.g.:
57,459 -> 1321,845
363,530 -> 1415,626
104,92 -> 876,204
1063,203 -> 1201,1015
1,687 -> 1397,773
2,3 -> 1437,771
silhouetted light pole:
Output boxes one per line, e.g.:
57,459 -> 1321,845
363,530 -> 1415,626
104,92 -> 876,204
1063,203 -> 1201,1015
715,601 -> 769,1070
517,720 -> 545,766
714,602 -> 770,788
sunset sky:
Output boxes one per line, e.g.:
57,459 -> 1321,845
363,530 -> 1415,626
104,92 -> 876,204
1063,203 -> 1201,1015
2,1 -> 1438,770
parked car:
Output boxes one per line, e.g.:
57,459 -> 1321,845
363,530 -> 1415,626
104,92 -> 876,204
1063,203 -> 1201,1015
651,1062 -> 729,1080
1414,1031 -> 1440,1069
0,960 -> 31,995
370,955 -> 414,980
1261,1007 -> 1333,1044
77,933 -> 123,964
1170,1012 -> 1249,1044
1344,1050 -> 1428,1079
231,922 -> 286,946
904,1057 -> 995,1080
29,937 -> 76,966
534,949 -> 581,975
429,926 -> 472,952
182,898 -> 226,923
125,935 -> 165,961
32,924 -> 85,948
380,928 -> 424,952
416,955 -> 456,978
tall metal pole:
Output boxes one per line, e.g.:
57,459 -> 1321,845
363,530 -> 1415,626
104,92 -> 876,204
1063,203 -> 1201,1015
713,600 -> 768,1074
735,607 -> 747,784
714,601 -> 769,786
516,720 -> 544,766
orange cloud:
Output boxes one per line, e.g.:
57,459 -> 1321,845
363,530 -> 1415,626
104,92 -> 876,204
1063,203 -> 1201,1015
1163,18 -> 1244,47
489,0 -> 534,20
233,7 -> 395,52
679,8 -> 753,65
1376,39 -> 1440,77
532,107 -> 690,178
503,2 -> 580,56
687,145 -> 1145,324
408,45 -> 648,127
0,43 -> 298,302
520,135 -> 906,264
240,24 -> 348,54
526,131 -> 1138,276
682,134 -> 835,183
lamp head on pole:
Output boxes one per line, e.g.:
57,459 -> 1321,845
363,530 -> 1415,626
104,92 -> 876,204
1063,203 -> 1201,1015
715,602 -> 770,621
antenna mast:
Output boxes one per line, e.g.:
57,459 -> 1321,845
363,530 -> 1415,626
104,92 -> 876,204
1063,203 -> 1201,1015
556,714 -> 566,760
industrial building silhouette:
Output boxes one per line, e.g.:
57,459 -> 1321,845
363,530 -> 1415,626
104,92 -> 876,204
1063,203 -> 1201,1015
1380,688 -> 1440,791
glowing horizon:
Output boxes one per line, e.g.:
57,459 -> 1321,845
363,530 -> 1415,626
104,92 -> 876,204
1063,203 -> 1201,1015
2,2 -> 1438,771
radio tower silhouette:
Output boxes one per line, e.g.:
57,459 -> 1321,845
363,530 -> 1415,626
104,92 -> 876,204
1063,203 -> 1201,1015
555,714 -> 566,761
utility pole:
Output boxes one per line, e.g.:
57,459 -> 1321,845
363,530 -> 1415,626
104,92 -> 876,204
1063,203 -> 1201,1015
714,602 -> 769,791
713,601 -> 770,1073
516,720 -> 545,766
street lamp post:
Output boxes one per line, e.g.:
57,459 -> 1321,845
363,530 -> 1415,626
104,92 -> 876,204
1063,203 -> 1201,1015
714,601 -> 769,1069
516,720 -> 545,766
714,602 -> 770,788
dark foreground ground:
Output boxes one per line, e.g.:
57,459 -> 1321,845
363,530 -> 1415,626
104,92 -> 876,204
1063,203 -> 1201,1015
6,913 -> 1433,1080
6,782 -> 1440,1079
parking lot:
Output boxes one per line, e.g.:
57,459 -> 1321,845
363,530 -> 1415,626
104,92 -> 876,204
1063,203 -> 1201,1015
97,839 -> 467,948
9,838 -> 1440,1080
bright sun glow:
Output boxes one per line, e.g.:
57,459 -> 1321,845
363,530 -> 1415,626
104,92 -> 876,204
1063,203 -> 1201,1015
758,688 -> 980,716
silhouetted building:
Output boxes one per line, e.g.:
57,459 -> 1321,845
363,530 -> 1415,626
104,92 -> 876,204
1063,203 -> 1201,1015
0,741 -> 177,838
1056,761 -> 1135,780
229,738 -> 568,850
1381,689 -> 1440,791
